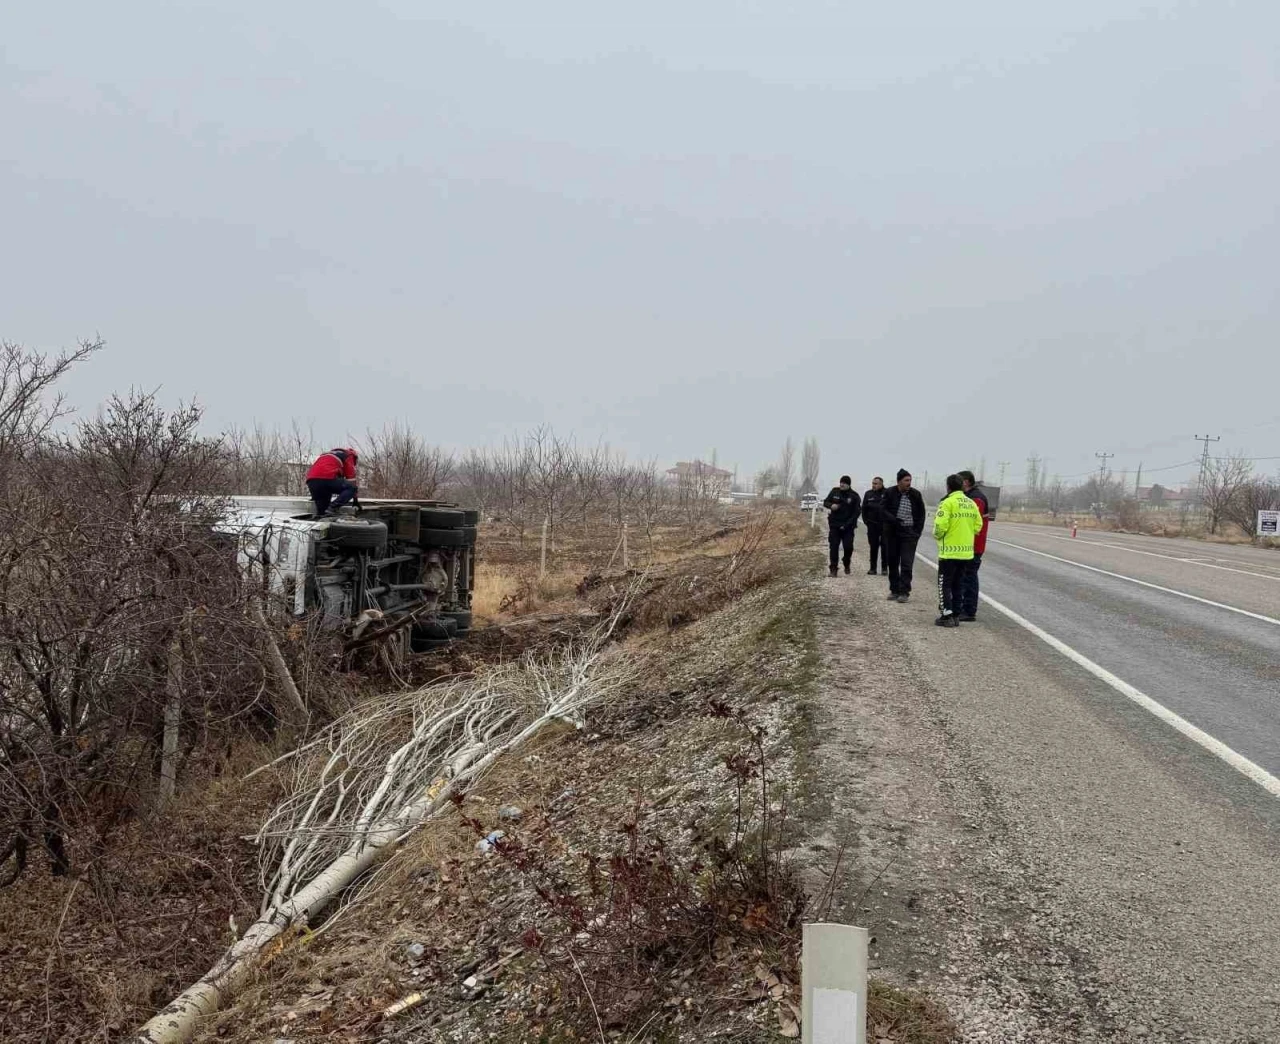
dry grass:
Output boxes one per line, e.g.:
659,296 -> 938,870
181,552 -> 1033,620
470,506 -> 815,624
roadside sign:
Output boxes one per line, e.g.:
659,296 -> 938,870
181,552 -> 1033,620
1259,510 -> 1279,535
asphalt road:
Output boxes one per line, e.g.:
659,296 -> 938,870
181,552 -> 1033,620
811,521 -> 1280,1040
971,522 -> 1280,781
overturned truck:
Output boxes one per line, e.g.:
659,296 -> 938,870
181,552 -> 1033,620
217,497 -> 476,654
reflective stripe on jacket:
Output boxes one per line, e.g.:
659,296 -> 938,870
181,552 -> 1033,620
934,490 -> 983,560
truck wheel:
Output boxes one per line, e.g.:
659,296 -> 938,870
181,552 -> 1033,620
419,527 -> 465,547
420,508 -> 464,529
461,509 -> 480,526
324,518 -> 388,551
411,617 -> 456,652
444,610 -> 473,632
461,526 -> 477,544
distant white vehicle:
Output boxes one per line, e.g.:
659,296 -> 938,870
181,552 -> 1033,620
799,492 -> 821,511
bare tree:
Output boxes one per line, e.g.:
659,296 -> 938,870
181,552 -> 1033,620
1225,477 -> 1280,536
363,421 -> 455,499
799,437 -> 821,495
0,339 -> 101,466
0,390 -> 267,884
1201,451 -> 1252,534
775,438 -> 796,499
1044,476 -> 1067,518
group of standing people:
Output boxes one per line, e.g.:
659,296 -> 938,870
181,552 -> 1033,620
822,469 -> 990,628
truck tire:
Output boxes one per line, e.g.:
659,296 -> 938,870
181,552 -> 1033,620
461,525 -> 477,544
410,617 -> 456,652
443,610 -> 473,632
419,526 -> 465,547
420,508 -> 464,529
325,518 -> 388,551
461,509 -> 479,526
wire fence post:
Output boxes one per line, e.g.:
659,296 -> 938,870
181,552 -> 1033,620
540,517 -> 549,579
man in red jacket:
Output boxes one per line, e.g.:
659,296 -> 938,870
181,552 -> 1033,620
305,447 -> 360,517
958,470 -> 989,621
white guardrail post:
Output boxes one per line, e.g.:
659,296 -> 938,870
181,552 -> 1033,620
801,922 -> 869,1044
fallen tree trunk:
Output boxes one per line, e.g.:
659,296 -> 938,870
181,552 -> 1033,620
134,600 -> 633,1044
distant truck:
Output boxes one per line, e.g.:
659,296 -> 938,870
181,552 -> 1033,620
216,496 -> 476,653
980,484 -> 1001,519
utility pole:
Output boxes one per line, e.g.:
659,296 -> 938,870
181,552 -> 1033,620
1026,455 -> 1042,495
1193,433 -> 1220,505
1095,451 -> 1113,484
997,461 -> 1010,489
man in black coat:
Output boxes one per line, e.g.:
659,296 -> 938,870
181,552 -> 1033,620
822,475 -> 861,577
861,476 -> 888,575
880,468 -> 926,601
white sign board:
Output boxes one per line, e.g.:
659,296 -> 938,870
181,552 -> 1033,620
1259,510 -> 1280,536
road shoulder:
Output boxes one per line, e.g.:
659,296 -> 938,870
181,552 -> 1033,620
800,559 -> 1280,1043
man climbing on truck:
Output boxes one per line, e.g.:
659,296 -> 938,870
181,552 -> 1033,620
305,447 -> 361,517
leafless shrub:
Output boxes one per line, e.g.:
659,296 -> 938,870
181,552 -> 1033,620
1225,476 -> 1280,536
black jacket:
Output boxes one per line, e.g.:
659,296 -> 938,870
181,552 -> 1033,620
862,487 -> 888,526
881,486 -> 926,537
823,486 -> 861,529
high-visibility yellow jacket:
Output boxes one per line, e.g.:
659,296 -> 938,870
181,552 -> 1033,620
934,490 -> 983,560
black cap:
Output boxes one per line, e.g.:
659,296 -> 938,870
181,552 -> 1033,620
839,475 -> 851,484
896,468 -> 911,481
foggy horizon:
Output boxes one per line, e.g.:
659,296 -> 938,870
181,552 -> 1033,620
4,1 -> 1278,491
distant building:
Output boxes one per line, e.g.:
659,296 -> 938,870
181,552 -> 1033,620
666,460 -> 733,496
1136,485 -> 1191,510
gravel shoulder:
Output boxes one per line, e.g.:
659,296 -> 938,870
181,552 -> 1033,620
802,557 -> 1280,1044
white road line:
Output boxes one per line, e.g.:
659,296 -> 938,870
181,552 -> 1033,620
914,553 -> 1280,800
990,540 -> 1280,627
1000,528 -> 1280,581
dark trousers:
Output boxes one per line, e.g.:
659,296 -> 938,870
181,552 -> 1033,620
828,525 -> 854,569
938,559 -> 967,615
884,528 -> 920,595
961,553 -> 982,615
306,477 -> 357,516
866,525 -> 885,572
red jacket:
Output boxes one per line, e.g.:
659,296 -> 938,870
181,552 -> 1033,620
970,488 -> 990,555
306,448 -> 357,482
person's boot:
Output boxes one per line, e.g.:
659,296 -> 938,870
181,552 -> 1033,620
897,593 -> 910,603
829,565 -> 838,578
959,612 -> 977,622
935,612 -> 958,627
843,562 -> 851,575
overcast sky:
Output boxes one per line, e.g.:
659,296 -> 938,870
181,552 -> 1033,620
3,1 -> 1277,489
